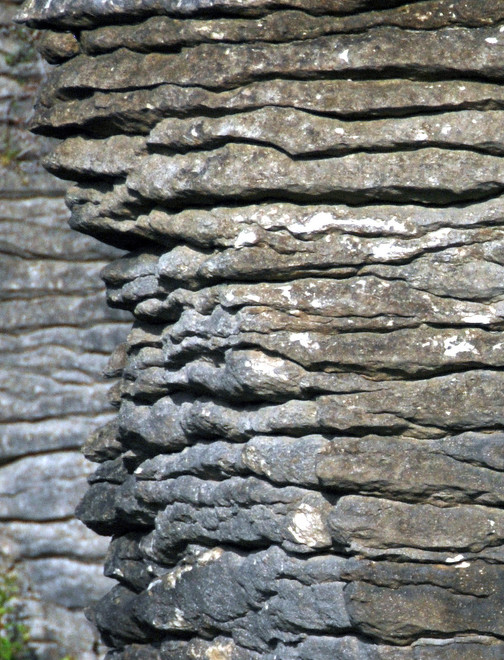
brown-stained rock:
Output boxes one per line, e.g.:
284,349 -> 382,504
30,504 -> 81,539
37,29 -> 80,63
343,561 -> 504,644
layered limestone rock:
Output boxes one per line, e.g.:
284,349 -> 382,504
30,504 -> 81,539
1,3 -> 129,658
17,0 -> 504,658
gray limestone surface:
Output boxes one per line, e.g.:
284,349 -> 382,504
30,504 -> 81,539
16,0 -> 504,658
1,3 -> 129,658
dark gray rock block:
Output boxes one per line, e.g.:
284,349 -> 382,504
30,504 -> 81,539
343,561 -> 504,644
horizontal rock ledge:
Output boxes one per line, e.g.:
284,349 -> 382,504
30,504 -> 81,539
126,146 -> 504,205
14,0 -> 456,28
39,27 -> 504,102
78,2 -> 504,56
31,79 -> 504,138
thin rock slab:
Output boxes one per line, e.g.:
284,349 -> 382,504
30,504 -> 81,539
133,431 -> 504,507
123,228 -> 504,292
15,0 -> 442,28
31,79 -> 504,137
115,369 -> 504,451
343,560 -> 504,644
79,2 -> 504,55
127,146 -> 504,206
38,27 -> 504,100
133,276 -> 504,333
329,495 -> 504,561
72,196 -> 504,254
161,323 -> 504,377
106,636 -> 504,660
148,109 -> 504,157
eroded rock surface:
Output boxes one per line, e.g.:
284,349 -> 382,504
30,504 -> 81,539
1,4 -> 129,658
17,0 -> 504,657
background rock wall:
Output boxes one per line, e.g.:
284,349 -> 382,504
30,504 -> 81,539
1,1 -> 130,657
17,1 -> 504,658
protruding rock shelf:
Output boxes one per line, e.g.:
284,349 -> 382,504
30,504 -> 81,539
18,0 -> 504,658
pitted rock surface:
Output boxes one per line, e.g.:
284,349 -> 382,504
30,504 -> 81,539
18,0 -> 504,657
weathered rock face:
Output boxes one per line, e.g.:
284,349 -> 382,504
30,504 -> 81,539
1,2 -> 130,658
17,0 -> 504,658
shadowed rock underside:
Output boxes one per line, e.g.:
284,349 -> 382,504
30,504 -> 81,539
18,0 -> 504,658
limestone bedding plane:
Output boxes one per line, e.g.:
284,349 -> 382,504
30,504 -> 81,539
17,0 -> 504,658
1,3 -> 130,658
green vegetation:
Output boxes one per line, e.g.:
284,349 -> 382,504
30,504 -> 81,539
0,572 -> 32,660
0,572 -> 76,660
3,26 -> 38,67
0,147 -> 21,168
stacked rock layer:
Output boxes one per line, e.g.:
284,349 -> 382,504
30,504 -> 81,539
18,0 -> 504,658
2,2 -> 129,657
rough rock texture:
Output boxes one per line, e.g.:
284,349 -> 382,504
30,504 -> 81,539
17,0 -> 504,658
1,3 -> 129,658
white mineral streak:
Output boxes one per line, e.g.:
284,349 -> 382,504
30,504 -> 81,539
443,337 -> 478,357
339,49 -> 350,63
288,211 -> 336,235
234,229 -> 258,247
287,503 -> 331,547
167,607 -> 187,629
446,554 -> 465,563
289,332 -> 320,350
461,314 -> 494,324
244,354 -> 290,380
279,285 -> 294,302
165,563 -> 194,588
371,241 -> 408,260
164,551 -> 223,589
205,642 -> 235,660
